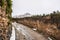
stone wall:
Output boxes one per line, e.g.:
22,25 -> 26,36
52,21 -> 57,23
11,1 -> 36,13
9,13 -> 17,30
0,0 -> 12,40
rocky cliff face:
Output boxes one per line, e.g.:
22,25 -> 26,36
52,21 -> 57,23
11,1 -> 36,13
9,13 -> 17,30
14,15 -> 60,40
0,0 -> 12,40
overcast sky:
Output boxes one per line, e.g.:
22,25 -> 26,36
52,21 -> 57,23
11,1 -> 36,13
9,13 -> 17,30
12,0 -> 60,16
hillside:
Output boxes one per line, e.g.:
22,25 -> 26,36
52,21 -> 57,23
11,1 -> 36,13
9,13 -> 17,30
14,11 -> 60,40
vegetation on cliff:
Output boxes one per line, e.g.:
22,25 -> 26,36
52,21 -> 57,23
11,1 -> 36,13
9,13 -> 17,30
0,0 -> 12,19
6,0 -> 12,14
0,0 -> 12,40
31,11 -> 60,29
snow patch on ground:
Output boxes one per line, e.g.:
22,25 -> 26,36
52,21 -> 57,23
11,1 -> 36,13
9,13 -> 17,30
10,27 -> 15,40
48,37 -> 52,40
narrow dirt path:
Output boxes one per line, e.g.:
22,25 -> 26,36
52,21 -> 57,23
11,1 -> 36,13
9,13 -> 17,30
12,22 -> 48,40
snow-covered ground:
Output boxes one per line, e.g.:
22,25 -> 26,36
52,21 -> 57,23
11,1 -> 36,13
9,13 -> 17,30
12,22 -> 48,40
10,26 -> 15,40
11,22 -> 52,40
